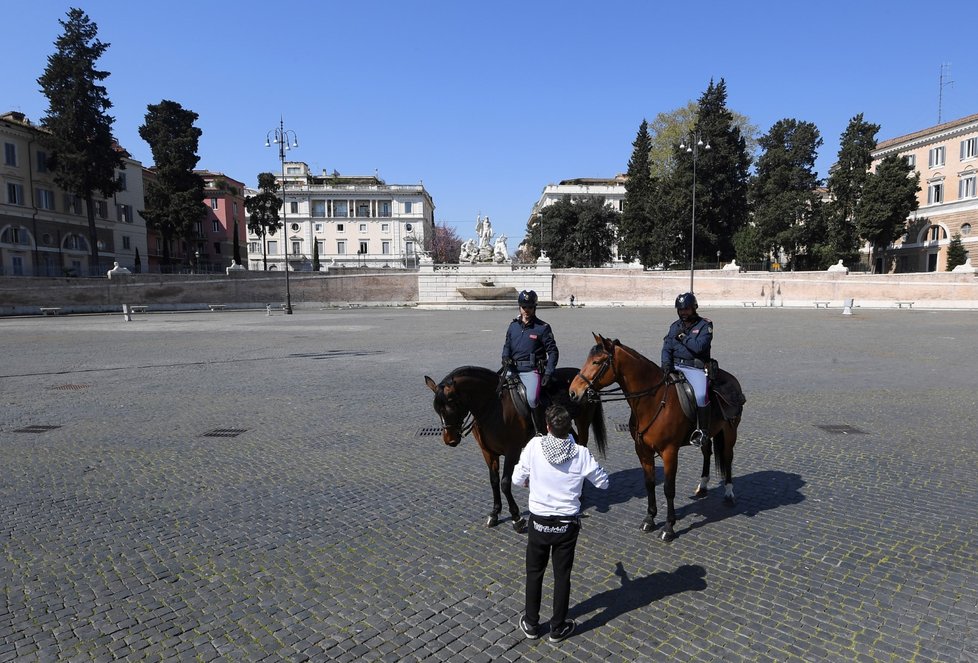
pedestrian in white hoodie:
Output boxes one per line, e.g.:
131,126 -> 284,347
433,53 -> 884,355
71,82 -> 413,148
512,404 -> 609,643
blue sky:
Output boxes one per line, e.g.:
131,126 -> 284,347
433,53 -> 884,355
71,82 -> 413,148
5,1 -> 977,244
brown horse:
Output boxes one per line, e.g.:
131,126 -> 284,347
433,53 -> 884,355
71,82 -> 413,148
569,333 -> 743,541
425,366 -> 607,533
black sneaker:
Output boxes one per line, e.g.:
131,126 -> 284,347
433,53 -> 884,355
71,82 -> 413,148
549,619 -> 576,643
518,615 -> 540,639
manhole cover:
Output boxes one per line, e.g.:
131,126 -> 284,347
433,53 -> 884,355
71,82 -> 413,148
48,384 -> 90,391
202,428 -> 248,438
417,427 -> 442,437
814,424 -> 867,435
13,425 -> 62,433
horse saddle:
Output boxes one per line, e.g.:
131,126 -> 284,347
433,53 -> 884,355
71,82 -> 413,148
502,374 -> 533,421
670,366 -> 746,423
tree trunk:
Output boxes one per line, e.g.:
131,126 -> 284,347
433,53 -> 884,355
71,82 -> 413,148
86,195 -> 100,275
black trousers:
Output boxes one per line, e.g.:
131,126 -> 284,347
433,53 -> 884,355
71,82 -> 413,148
524,514 -> 580,628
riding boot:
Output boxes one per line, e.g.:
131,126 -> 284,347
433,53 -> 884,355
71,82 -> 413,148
690,405 -> 712,448
531,406 -> 547,435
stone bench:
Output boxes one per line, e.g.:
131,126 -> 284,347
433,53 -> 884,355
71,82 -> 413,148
610,301 -> 624,307
130,305 -> 149,314
741,301 -> 757,307
813,301 -> 830,309
39,307 -> 62,316
207,304 -> 227,311
895,301 -> 915,309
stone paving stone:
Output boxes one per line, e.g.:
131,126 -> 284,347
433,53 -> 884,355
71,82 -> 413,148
1,308 -> 976,661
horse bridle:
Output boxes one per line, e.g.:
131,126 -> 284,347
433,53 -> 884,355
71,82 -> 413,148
578,346 -> 667,404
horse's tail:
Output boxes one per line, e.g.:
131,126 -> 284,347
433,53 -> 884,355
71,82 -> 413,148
712,432 -> 729,483
591,399 -> 608,458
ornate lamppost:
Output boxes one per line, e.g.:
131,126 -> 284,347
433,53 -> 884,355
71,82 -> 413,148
266,118 -> 298,314
679,132 -> 710,293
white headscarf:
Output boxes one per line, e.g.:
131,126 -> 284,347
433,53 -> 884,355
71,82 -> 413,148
540,432 -> 577,465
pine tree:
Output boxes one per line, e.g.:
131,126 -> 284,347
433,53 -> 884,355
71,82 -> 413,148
618,120 -> 657,266
825,114 -> 879,267
856,155 -> 919,272
945,233 -> 968,271
245,173 -> 283,271
37,8 -> 123,274
138,100 -> 206,271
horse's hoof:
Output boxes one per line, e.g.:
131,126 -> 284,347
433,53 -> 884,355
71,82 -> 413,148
485,514 -> 499,528
641,519 -> 657,533
660,530 -> 675,542
513,518 -> 528,534
693,487 -> 709,499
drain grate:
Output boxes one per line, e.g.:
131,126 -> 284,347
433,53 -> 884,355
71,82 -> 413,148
48,384 -> 90,391
615,423 -> 631,432
417,427 -> 442,437
202,428 -> 248,438
815,424 -> 868,435
14,425 -> 62,433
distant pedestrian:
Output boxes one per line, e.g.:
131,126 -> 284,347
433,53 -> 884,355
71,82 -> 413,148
513,404 -> 609,643
569,294 -> 575,307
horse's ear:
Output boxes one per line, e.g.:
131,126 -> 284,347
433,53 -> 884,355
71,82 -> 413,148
424,376 -> 438,392
600,335 -> 614,351
592,332 -> 602,344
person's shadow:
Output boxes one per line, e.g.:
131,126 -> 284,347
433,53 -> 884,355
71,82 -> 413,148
571,562 -> 707,634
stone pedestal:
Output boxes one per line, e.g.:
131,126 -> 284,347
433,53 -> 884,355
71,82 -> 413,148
418,257 -> 553,308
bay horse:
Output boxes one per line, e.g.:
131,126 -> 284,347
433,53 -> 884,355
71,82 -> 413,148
569,333 -> 743,541
425,366 -> 607,533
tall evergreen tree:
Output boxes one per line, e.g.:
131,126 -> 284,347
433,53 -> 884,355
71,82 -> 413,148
232,219 -> 243,266
138,100 -> 205,271
37,8 -> 123,274
662,79 -> 751,265
649,101 -> 759,180
750,119 -> 823,268
540,196 -> 618,268
245,172 -> 283,271
824,114 -> 879,267
617,120 -> 659,266
855,155 -> 919,273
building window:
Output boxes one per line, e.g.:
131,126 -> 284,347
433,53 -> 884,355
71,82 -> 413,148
286,166 -> 301,174
961,223 -> 972,236
210,197 -> 219,209
290,222 -> 300,232
337,240 -> 346,254
404,201 -> 413,213
928,182 -> 944,204
359,223 -> 367,232
1,226 -> 29,245
117,172 -> 127,191
214,242 -> 221,254
3,142 -> 16,166
122,236 -> 131,250
359,240 -> 368,254
334,201 -> 348,218
336,223 -> 345,232
96,200 -> 108,218
36,150 -> 49,173
316,240 -> 324,254
961,138 -> 978,161
249,242 -> 260,253
405,241 -> 414,256
267,240 -> 278,254
381,223 -> 390,233
929,225 -> 945,242
64,194 -> 82,214
291,240 -> 301,255
194,220 -> 203,237
65,234 -> 88,251
6,182 -> 24,205
290,201 -> 298,214
928,146 -> 946,168
36,188 -> 56,210
314,223 -> 323,232
212,220 -> 221,232
379,201 -> 392,217
312,200 -> 326,217
382,240 -> 391,255
12,255 -> 23,276
116,204 -> 133,223
356,201 -> 370,217
904,154 -> 916,168
232,202 -> 238,216
959,174 -> 976,199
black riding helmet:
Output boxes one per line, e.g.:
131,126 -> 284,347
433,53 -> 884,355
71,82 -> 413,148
518,290 -> 538,308
675,292 -> 698,310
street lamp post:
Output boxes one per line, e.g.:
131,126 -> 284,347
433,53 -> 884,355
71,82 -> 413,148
266,118 -> 298,314
194,250 -> 199,275
679,132 -> 710,294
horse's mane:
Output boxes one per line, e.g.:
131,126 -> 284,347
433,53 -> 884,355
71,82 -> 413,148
598,337 -> 661,370
445,365 -> 498,383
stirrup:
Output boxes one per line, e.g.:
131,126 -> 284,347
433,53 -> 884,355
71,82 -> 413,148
689,429 -> 706,448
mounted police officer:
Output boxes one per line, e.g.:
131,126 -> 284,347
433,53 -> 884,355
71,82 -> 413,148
502,290 -> 558,433
661,292 -> 713,448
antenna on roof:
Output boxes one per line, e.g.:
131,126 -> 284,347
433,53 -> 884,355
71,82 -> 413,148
938,63 -> 954,124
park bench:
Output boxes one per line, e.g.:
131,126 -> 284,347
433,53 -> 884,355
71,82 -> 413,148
741,301 -> 757,307
895,301 -> 915,309
611,301 -> 624,307
207,304 -> 227,311
129,305 -> 148,314
813,301 -> 830,309
39,307 -> 62,316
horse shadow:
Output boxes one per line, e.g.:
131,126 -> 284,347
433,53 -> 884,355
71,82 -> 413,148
582,468 -> 806,535
571,562 -> 707,634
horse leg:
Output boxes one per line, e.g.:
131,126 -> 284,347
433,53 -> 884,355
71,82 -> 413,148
694,438 -> 712,498
660,446 -> 679,541
501,455 -> 528,533
482,452 -> 503,527
637,445 -> 658,533
718,426 -> 737,505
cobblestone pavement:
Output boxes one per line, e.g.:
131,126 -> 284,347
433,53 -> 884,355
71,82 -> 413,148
1,306 -> 975,662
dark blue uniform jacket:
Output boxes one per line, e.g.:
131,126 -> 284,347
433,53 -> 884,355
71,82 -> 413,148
661,315 -> 712,372
502,316 -> 558,375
